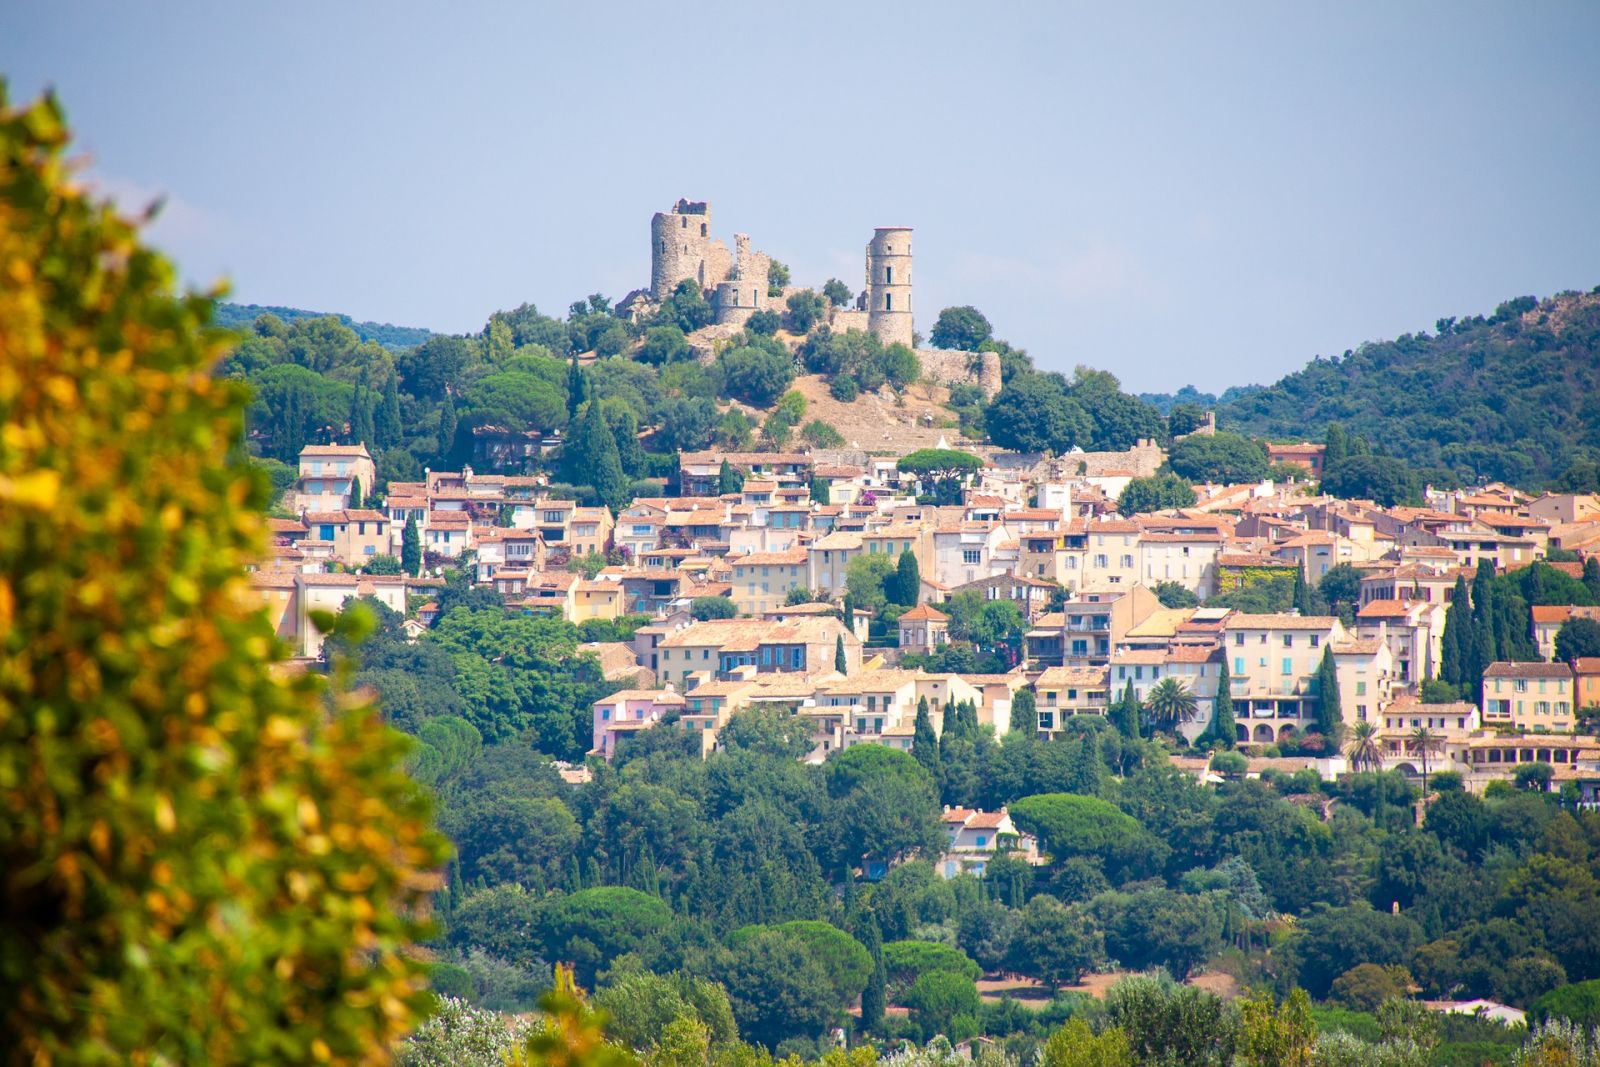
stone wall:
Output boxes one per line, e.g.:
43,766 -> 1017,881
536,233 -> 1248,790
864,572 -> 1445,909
916,347 -> 1002,399
651,199 -> 731,300
713,233 -> 772,327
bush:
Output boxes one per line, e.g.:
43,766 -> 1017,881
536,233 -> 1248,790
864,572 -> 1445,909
745,309 -> 781,336
691,595 -> 737,620
0,91 -> 449,1061
830,375 -> 859,402
802,420 -> 845,447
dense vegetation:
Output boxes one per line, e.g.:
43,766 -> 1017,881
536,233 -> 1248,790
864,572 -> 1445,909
335,580 -> 1600,1063
1208,290 -> 1600,488
214,299 -> 434,349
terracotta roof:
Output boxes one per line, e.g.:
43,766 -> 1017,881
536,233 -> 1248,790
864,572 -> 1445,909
1358,600 -> 1418,618
1225,613 -> 1340,631
1332,639 -> 1385,655
1482,662 -> 1574,679
899,604 -> 950,623
1166,646 -> 1222,664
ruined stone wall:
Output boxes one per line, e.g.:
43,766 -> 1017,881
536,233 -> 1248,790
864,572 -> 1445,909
714,233 -> 771,326
916,348 -> 1003,399
650,200 -> 731,299
829,308 -> 872,335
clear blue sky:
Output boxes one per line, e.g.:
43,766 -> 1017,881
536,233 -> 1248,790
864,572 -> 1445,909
4,2 -> 1598,392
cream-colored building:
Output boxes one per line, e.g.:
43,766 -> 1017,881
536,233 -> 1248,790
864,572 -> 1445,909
1482,662 -> 1576,733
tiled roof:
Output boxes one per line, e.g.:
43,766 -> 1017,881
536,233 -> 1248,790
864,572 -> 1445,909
1483,662 -> 1573,679
1225,613 -> 1340,631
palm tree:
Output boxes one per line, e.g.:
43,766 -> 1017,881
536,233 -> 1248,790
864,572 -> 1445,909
1144,677 -> 1198,733
1409,726 -> 1443,798
1346,719 -> 1387,830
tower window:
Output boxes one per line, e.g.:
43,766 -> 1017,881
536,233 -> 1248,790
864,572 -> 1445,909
886,267 -> 893,284
701,223 -> 707,237
885,293 -> 893,311
659,239 -> 666,254
732,289 -> 739,307
752,289 -> 758,304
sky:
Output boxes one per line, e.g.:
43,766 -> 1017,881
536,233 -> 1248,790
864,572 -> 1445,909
4,2 -> 1598,393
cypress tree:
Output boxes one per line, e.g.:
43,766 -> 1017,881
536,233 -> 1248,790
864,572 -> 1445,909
1472,560 -> 1497,657
1323,423 -> 1347,477
719,459 -> 743,495
892,550 -> 921,607
607,405 -> 645,478
1066,729 -> 1103,796
566,353 -> 586,418
1441,576 -> 1469,687
436,390 -> 456,463
835,634 -> 847,675
912,696 -> 941,782
1316,646 -> 1342,739
1210,658 -> 1235,749
567,401 -> 627,513
1584,557 -> 1600,603
401,516 -> 422,577
1293,566 -> 1313,615
379,369 -> 403,448
1011,687 -> 1038,738
1112,681 -> 1141,740
860,915 -> 886,1035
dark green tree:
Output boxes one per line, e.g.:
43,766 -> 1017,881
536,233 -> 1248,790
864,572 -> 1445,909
912,696 -> 941,782
1315,646 -> 1342,740
718,459 -> 743,495
566,353 -> 586,418
890,549 -> 921,607
860,916 -> 886,1035
401,516 -> 422,577
565,401 -> 628,512
1065,729 -> 1104,796
1112,680 -> 1141,740
930,305 -> 993,351
379,369 -> 403,448
835,634 -> 848,675
1118,473 -> 1197,515
1208,659 -> 1235,749
1011,687 -> 1038,738
437,388 -> 457,462
1293,567 -> 1313,616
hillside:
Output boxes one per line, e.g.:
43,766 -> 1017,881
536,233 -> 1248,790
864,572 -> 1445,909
214,301 -> 433,350
1213,289 -> 1600,487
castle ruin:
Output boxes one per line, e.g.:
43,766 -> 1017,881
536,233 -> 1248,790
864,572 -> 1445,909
632,199 -> 1000,398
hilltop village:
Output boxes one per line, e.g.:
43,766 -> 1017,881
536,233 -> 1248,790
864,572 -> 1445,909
257,428 -> 1600,799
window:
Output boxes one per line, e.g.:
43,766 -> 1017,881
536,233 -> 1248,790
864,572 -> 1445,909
1235,657 -> 1245,675
885,293 -> 893,311
1235,633 -> 1245,646
975,835 -> 987,847
1356,681 -> 1367,696
1310,634 -> 1320,648
1282,658 -> 1293,675
601,708 -> 611,720
886,266 -> 893,284
1094,554 -> 1108,568
963,549 -> 981,565
1515,680 -> 1528,693
1283,635 -> 1293,648
1121,554 -> 1133,568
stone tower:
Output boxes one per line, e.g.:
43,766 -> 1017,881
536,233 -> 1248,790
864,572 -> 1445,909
865,227 -> 913,348
713,233 -> 772,327
650,199 -> 731,300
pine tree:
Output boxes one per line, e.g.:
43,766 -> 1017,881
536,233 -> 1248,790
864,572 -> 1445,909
402,516 -> 422,576
437,389 -> 457,463
566,402 -> 628,513
1112,680 -> 1141,740
1315,646 -> 1342,740
1210,658 -> 1236,749
891,550 -> 921,607
912,696 -> 941,781
379,369 -> 403,448
835,634 -> 847,675
566,353 -> 586,418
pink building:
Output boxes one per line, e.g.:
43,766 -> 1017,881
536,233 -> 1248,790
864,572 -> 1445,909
591,689 -> 684,759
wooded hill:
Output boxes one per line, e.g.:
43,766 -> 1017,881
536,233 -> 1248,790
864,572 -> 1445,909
1213,289 -> 1600,489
